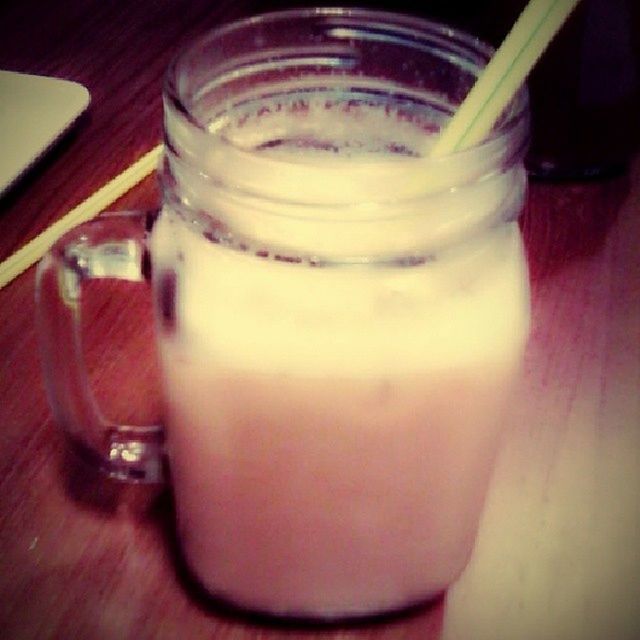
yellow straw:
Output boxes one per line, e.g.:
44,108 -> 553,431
0,143 -> 163,290
432,0 -> 582,157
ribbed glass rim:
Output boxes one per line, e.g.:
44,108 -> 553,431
164,6 -> 528,163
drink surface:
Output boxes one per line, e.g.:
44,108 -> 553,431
153,88 -> 530,617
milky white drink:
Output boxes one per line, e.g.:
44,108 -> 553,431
152,76 -> 530,618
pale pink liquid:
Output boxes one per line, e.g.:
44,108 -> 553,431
153,204 -> 530,617
163,364 -> 517,617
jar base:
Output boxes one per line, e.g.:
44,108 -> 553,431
170,542 -> 447,626
180,574 -> 446,627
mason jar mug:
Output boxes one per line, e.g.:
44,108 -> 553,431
37,8 -> 530,621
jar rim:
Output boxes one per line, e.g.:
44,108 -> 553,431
165,6 -> 528,160
162,6 -> 528,218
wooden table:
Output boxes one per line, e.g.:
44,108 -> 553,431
1,1 -> 639,638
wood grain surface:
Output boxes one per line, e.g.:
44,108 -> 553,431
1,1 -> 639,638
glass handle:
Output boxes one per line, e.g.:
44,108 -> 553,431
36,211 -> 164,483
